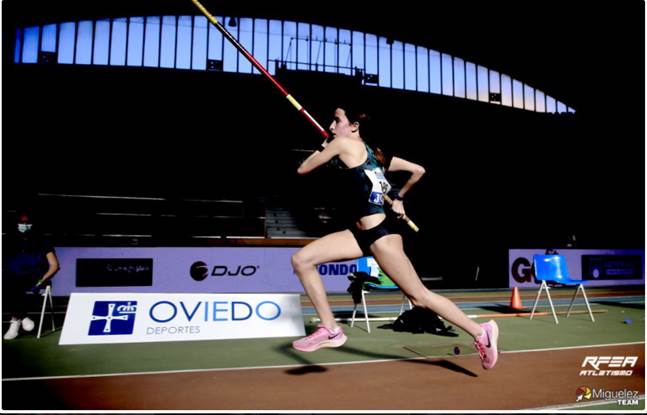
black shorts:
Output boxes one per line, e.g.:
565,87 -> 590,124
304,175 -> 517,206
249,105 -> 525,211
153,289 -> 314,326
350,217 -> 399,256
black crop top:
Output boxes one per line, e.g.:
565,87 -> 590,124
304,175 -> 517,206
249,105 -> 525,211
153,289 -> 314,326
331,144 -> 392,221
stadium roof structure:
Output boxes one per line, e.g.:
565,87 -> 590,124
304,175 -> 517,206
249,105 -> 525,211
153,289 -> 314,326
4,0 -> 643,118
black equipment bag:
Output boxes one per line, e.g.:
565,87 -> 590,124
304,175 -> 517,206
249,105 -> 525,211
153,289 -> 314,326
392,306 -> 457,336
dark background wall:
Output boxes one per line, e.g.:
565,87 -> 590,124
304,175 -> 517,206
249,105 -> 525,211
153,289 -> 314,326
2,1 -> 644,288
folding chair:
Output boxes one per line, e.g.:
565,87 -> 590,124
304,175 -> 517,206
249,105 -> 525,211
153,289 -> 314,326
349,256 -> 412,333
531,254 -> 595,324
36,283 -> 56,338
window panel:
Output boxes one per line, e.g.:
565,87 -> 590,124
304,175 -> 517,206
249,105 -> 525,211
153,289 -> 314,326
567,107 -> 576,114
378,37 -> 390,87
489,69 -> 500,93
237,18 -> 253,73
127,17 -> 144,66
58,22 -> 75,64
93,20 -> 110,65
41,24 -> 57,52
283,21 -> 297,70
75,20 -> 93,64
192,16 -> 207,70
352,31 -> 364,73
524,84 -> 535,111
324,26 -> 337,72
416,46 -> 428,93
392,41 -> 404,89
110,18 -> 127,66
22,26 -> 39,63
252,18 -> 268,75
441,53 -> 453,95
311,25 -> 324,72
175,16 -> 192,70
465,62 -> 477,100
535,90 -> 546,113
268,20 -> 281,74
160,16 -> 176,68
501,74 -> 512,106
429,50 -> 441,94
404,43 -> 416,91
512,79 -> 524,109
365,34 -> 378,82
557,101 -> 566,113
338,29 -> 351,75
223,16 -> 240,72
453,57 -> 465,97
297,22 -> 310,70
207,16 -> 224,62
477,65 -> 488,102
143,16 -> 160,67
546,96 -> 556,113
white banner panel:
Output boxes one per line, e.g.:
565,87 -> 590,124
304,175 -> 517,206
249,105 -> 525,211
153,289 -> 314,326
59,293 -> 305,345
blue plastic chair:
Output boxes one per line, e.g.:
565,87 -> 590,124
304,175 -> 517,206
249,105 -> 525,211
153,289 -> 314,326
357,256 -> 399,290
349,256 -> 412,333
531,254 -> 595,324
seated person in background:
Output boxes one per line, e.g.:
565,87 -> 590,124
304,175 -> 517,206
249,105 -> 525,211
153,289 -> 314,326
2,212 -> 60,340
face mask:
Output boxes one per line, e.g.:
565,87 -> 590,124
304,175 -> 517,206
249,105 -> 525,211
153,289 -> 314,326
17,223 -> 32,233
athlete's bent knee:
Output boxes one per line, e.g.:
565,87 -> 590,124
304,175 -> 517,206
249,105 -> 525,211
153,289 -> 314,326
291,251 -> 314,273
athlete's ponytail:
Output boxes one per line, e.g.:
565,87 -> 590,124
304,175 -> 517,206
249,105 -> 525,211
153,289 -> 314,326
373,146 -> 393,170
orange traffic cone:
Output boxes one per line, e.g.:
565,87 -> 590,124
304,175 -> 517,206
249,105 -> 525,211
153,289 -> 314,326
510,287 -> 523,310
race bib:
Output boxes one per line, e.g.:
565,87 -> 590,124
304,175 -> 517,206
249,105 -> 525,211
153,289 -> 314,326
364,168 -> 391,206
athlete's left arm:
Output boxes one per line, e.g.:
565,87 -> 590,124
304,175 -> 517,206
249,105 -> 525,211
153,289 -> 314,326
387,157 -> 426,197
386,157 -> 425,216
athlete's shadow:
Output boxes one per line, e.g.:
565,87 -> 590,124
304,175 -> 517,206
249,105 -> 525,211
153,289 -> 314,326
417,358 -> 478,377
281,346 -> 329,375
278,343 -> 477,377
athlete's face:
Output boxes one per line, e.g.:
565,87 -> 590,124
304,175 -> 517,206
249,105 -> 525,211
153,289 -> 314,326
329,108 -> 356,138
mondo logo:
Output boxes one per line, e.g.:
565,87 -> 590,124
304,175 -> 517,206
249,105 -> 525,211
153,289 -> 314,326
190,261 -> 259,281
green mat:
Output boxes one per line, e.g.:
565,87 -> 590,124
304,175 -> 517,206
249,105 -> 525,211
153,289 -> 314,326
3,303 -> 643,379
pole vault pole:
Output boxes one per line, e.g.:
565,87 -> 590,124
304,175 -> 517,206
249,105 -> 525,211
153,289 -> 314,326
190,0 -> 419,232
190,0 -> 328,139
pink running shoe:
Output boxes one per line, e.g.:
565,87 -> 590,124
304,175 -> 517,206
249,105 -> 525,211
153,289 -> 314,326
474,320 -> 499,369
292,325 -> 347,352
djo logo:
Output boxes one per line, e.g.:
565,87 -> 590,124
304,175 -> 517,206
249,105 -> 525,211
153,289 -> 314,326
190,261 -> 259,281
190,261 -> 209,281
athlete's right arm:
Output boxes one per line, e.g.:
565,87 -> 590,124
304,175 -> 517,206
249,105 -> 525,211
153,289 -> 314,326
297,138 -> 343,175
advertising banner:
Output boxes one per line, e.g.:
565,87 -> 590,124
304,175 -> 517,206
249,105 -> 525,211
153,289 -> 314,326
59,292 -> 305,345
53,247 -> 358,295
508,249 -> 644,288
